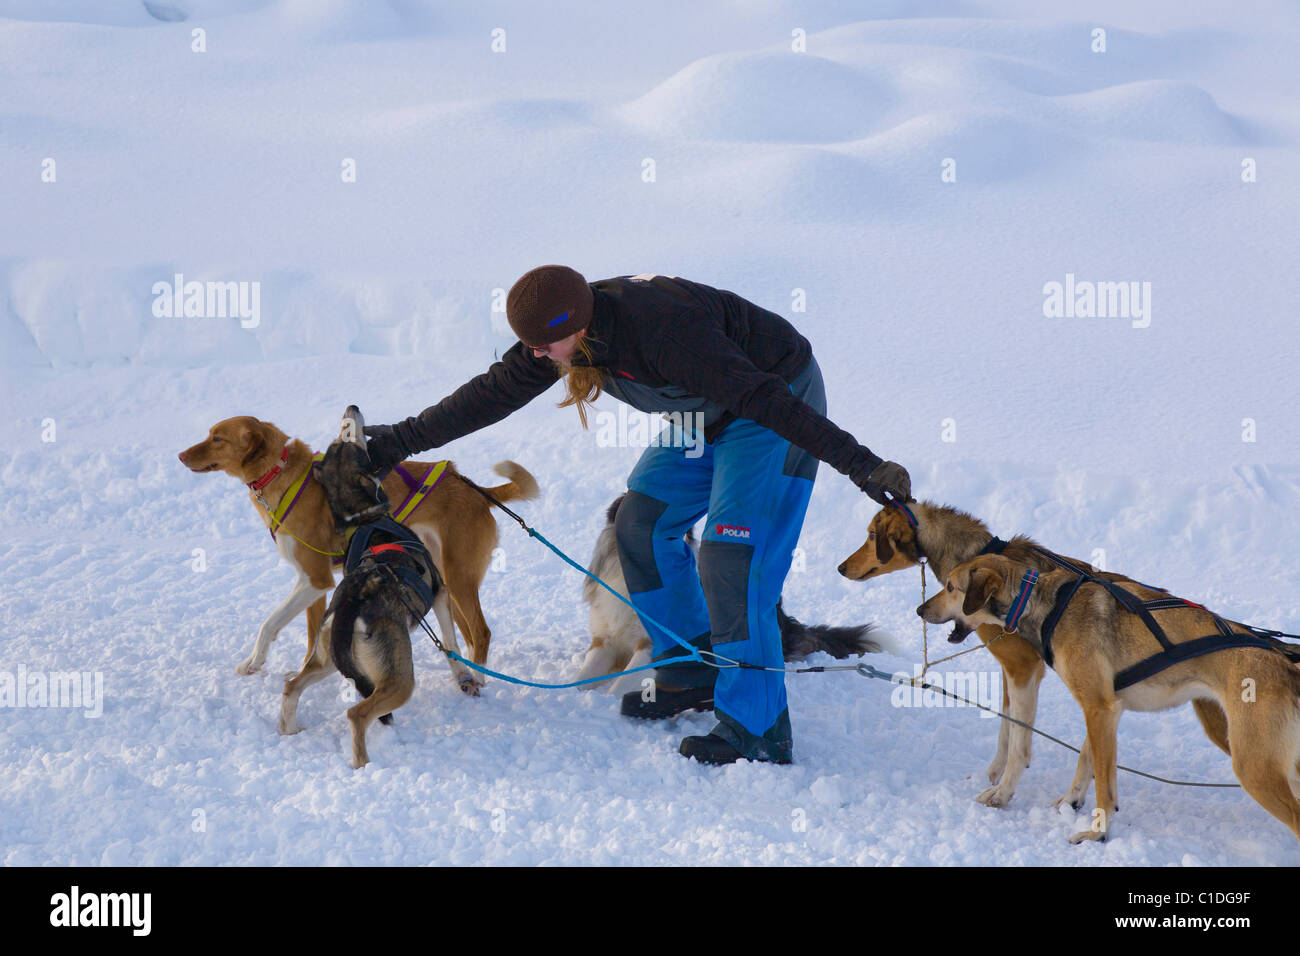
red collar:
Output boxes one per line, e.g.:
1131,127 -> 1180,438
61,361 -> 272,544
247,445 -> 290,492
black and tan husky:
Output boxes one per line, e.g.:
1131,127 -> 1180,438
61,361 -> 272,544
278,406 -> 457,768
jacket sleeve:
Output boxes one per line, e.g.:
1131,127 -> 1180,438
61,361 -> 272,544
391,341 -> 560,453
652,311 -> 882,479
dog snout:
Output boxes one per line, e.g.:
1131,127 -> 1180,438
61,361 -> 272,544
837,561 -> 848,577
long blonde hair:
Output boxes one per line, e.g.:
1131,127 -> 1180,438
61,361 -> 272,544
556,330 -> 603,429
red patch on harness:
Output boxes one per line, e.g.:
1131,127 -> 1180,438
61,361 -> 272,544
367,543 -> 407,555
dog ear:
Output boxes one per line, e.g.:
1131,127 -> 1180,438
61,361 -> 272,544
875,528 -> 894,564
240,426 -> 267,467
963,567 -> 1003,616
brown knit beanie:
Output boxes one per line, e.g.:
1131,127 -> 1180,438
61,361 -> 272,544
507,265 -> 594,347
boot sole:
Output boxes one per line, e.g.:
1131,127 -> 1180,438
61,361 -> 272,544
621,699 -> 715,721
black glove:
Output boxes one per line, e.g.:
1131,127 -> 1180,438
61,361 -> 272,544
853,458 -> 912,506
361,424 -> 411,479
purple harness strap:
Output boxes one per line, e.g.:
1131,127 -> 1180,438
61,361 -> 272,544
393,463 -> 421,493
274,477 -> 314,539
391,462 -> 447,520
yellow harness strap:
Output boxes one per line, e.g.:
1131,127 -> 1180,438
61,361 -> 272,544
267,452 -> 325,538
393,460 -> 449,523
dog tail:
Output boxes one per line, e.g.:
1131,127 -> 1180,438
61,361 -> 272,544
330,593 -> 365,691
779,602 -> 881,661
486,460 -> 540,503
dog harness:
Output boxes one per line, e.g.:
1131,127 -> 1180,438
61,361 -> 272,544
980,536 -> 1008,556
1021,546 -> 1286,691
261,452 -> 325,538
1003,569 -> 1039,632
251,449 -> 448,568
343,514 -> 437,617
249,449 -> 341,563
391,461 -> 449,522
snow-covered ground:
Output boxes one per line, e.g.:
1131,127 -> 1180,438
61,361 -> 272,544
2,0 -> 1298,865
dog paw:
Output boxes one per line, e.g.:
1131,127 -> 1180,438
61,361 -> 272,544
1068,829 -> 1106,844
236,657 -> 262,675
277,719 -> 301,736
976,786 -> 1012,808
458,677 -> 482,697
1052,793 -> 1083,811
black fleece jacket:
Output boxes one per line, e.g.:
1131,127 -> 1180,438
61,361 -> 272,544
391,275 -> 883,481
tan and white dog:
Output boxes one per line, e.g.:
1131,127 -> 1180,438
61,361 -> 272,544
919,553 -> 1300,843
838,501 -> 1235,808
179,415 -> 538,692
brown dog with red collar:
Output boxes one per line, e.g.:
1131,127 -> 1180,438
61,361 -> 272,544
179,415 -> 537,691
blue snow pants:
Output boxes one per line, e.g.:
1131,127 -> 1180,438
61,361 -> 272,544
614,358 -> 825,762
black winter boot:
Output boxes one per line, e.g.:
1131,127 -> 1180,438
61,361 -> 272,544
678,732 -> 792,765
680,711 -> 795,765
620,684 -> 714,720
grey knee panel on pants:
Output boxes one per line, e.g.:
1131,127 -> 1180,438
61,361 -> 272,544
613,490 -> 669,594
698,539 -> 753,647
782,441 -> 818,481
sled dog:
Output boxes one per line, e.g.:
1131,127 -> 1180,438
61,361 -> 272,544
179,414 -> 537,688
277,406 -> 455,768
919,553 -> 1300,843
839,501 -> 1239,807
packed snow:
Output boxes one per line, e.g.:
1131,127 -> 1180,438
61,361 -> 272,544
2,0 -> 1298,865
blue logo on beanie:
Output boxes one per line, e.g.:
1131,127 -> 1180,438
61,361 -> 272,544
548,311 -> 570,328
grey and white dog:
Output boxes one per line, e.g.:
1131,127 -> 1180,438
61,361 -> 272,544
575,494 -> 881,695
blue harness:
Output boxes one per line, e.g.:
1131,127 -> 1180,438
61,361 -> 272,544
343,515 -> 437,617
1011,545 -> 1284,691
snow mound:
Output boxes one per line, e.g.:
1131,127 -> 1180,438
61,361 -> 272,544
257,0 -> 439,43
0,0 -> 275,27
846,109 -> 1067,185
0,262 -> 498,369
681,148 -> 891,224
616,51 -> 897,144
1048,79 -> 1244,145
616,20 -> 1247,159
815,17 -> 1197,77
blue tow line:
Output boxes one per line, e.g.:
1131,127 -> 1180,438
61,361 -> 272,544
418,478 -> 713,690
433,487 -> 921,688
426,483 -> 914,689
